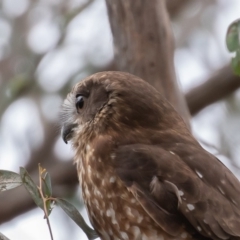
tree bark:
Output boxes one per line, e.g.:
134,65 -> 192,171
166,0 -> 191,18
105,0 -> 190,128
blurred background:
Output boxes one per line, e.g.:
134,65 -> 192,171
0,0 -> 240,239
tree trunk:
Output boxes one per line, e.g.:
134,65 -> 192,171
105,0 -> 190,128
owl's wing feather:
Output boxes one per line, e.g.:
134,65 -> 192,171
113,144 -> 240,240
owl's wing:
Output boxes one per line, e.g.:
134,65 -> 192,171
113,144 -> 240,240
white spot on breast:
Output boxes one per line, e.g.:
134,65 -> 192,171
106,208 -> 114,217
93,199 -> 99,208
181,232 -> 187,238
197,226 -> 202,231
129,209 -> 143,223
131,198 -> 136,203
87,165 -> 92,175
125,207 -> 137,218
130,226 -> 141,239
120,231 -> 129,240
86,144 -> 90,151
169,151 -> 175,155
94,188 -> 103,198
110,176 -> 116,183
195,170 -> 203,178
178,190 -> 184,196
106,209 -> 112,217
126,207 -> 132,216
85,186 -> 90,197
187,204 -> 195,211
110,153 -> 116,159
112,217 -> 117,225
106,207 -> 117,225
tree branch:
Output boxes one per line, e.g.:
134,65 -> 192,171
186,65 -> 240,116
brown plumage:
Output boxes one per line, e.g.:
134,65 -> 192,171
61,71 -> 240,240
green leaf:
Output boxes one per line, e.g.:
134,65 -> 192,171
45,199 -> 54,217
0,170 -> 22,192
231,50 -> 240,75
0,232 -> 10,240
56,198 -> 98,240
226,19 -> 240,52
20,167 -> 43,209
42,172 -> 52,197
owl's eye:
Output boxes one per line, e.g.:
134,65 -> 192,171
76,95 -> 85,110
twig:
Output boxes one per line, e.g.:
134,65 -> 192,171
38,164 -> 54,240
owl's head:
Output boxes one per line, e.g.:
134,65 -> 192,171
60,71 -> 182,144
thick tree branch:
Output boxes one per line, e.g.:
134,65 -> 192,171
186,65 -> 240,115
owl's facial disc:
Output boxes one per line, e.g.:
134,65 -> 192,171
61,123 -> 77,144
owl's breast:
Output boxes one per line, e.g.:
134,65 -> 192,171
76,143 -> 191,240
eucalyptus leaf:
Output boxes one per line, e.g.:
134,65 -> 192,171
56,198 -> 98,240
20,167 -> 43,209
0,170 -> 22,192
226,19 -> 240,52
0,232 -> 10,240
45,199 -> 54,217
231,50 -> 240,75
42,172 -> 52,197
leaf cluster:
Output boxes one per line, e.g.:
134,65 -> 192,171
0,166 -> 98,240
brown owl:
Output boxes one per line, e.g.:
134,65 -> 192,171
61,71 -> 240,240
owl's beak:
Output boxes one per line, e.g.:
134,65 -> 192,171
61,123 -> 77,144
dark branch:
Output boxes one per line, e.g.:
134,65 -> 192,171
186,65 -> 240,115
